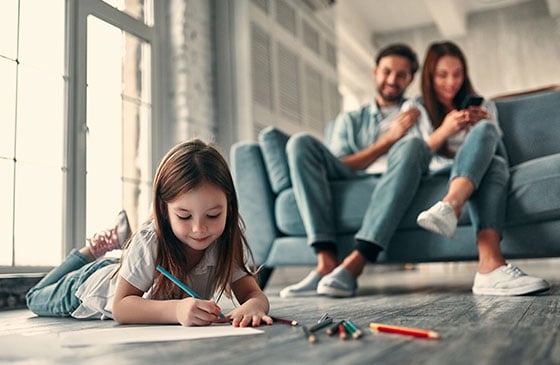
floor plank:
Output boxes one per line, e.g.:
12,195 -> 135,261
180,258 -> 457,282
1,259 -> 558,364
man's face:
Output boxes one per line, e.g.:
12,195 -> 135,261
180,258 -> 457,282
373,55 -> 414,105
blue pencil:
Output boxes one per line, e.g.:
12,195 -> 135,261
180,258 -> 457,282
156,265 -> 225,319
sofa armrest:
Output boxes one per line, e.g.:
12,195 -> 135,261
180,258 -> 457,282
230,141 -> 278,266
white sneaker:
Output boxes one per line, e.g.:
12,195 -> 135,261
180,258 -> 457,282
279,270 -> 322,298
472,263 -> 550,296
417,201 -> 458,238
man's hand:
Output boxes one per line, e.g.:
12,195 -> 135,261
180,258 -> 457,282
382,108 -> 420,143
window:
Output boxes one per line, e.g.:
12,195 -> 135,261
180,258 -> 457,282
0,0 -> 160,272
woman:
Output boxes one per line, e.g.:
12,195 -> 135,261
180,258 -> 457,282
413,41 -> 549,296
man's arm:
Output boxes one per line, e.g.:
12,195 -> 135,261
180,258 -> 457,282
341,109 -> 420,170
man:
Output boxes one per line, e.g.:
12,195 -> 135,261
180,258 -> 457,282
280,44 -> 432,298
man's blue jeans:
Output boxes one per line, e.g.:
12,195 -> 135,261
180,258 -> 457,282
26,250 -> 116,317
286,135 -> 432,253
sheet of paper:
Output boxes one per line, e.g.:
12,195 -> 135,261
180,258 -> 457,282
59,324 -> 263,347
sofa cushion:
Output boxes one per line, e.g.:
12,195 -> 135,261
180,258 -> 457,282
496,90 -> 560,167
258,126 -> 291,193
506,153 -> 560,225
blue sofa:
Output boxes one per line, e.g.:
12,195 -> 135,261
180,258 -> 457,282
231,88 -> 560,288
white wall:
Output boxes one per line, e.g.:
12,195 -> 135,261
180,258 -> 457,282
373,0 -> 560,99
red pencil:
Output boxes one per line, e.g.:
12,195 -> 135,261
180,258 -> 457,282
369,323 -> 440,339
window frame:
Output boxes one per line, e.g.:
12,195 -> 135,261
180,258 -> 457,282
65,0 -> 163,255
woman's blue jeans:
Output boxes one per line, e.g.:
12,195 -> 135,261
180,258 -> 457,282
26,250 -> 116,317
449,121 -> 509,234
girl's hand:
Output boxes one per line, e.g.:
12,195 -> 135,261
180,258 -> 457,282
465,106 -> 491,125
226,300 -> 273,328
175,297 -> 224,326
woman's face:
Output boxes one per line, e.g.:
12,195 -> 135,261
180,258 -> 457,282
166,182 -> 227,253
433,55 -> 464,107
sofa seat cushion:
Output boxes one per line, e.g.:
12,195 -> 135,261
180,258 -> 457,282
506,153 -> 560,225
275,172 -> 472,236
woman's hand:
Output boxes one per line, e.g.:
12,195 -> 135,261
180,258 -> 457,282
465,106 -> 491,126
175,297 -> 224,326
439,109 -> 470,137
226,299 -> 273,328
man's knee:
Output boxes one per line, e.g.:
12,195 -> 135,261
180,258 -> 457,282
390,137 -> 430,166
286,133 -> 322,164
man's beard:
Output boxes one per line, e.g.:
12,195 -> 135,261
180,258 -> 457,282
377,85 -> 405,104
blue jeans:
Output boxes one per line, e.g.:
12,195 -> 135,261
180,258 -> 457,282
26,250 -> 117,317
449,121 -> 509,234
286,134 -> 431,253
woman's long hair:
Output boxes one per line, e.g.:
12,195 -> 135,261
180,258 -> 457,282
421,41 -> 476,156
142,139 -> 255,300
421,41 -> 476,127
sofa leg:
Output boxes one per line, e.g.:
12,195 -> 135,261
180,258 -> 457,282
256,267 -> 274,289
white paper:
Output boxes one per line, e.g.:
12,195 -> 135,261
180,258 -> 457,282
59,324 -> 263,347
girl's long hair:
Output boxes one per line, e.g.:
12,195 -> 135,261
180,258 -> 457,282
421,41 -> 476,156
132,139 -> 255,300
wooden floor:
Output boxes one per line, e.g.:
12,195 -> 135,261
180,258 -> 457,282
1,259 -> 559,364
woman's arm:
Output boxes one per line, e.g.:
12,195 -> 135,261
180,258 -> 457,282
112,276 -> 223,326
228,275 -> 272,327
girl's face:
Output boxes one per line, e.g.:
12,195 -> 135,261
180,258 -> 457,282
433,55 -> 464,107
167,182 -> 228,253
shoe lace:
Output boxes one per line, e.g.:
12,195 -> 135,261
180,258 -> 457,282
502,264 -> 524,278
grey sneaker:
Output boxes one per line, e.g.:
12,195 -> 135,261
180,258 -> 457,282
87,210 -> 131,258
417,201 -> 458,238
472,263 -> 550,296
279,270 -> 322,298
317,267 -> 357,298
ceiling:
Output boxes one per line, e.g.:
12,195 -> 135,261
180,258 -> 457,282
335,0 -> 552,37
329,0 -> 560,106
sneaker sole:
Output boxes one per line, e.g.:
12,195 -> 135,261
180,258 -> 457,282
417,214 -> 455,238
316,285 -> 355,298
472,282 -> 550,296
279,290 -> 319,298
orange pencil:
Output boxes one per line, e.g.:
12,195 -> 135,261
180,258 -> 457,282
369,322 -> 440,339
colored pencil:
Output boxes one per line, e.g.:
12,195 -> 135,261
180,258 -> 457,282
338,323 -> 347,340
317,312 -> 330,323
271,316 -> 298,326
369,322 -> 440,339
156,265 -> 225,319
309,317 -> 333,332
302,325 -> 317,343
344,319 -> 363,339
326,320 -> 345,336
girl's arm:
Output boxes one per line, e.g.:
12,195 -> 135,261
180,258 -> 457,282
227,275 -> 272,327
112,276 -> 223,326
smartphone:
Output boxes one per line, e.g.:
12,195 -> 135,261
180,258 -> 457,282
460,95 -> 484,109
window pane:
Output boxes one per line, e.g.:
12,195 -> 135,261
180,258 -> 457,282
16,65 -> 64,166
0,0 -> 18,59
0,159 -> 14,266
102,0 -> 154,26
0,58 -> 16,158
86,16 -> 152,235
18,0 -> 64,73
14,163 -> 63,266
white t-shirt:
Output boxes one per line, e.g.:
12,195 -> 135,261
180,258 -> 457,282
365,105 -> 401,174
72,221 -> 248,319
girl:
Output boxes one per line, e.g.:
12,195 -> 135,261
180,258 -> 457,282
413,41 -> 549,296
27,139 -> 273,327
